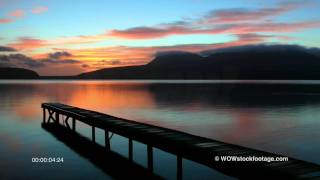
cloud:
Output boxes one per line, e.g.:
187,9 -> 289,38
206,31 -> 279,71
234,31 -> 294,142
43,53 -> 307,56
0,18 -> 12,24
217,21 -> 313,35
108,26 -> 213,39
32,6 -> 48,14
109,27 -> 176,39
8,17 -> 319,47
200,44 -> 320,56
0,51 -> 81,70
236,33 -> 274,41
5,1 -> 317,50
0,54 -> 44,68
0,55 -> 10,62
201,1 -> 307,24
0,62 -> 14,67
105,20 -> 320,40
103,1 -> 318,40
8,9 -> 24,17
0,46 -> 16,52
93,60 -> 121,66
41,58 -> 80,64
9,37 -> 47,50
81,64 -> 90,68
41,51 -> 80,64
48,51 -> 72,59
103,1 -> 317,40
223,21 -> 320,34
107,26 -> 225,39
234,33 -> 292,43
83,59 -> 123,70
0,9 -> 24,25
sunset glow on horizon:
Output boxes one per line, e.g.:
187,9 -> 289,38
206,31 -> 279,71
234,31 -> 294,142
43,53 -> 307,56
1,0 -> 320,75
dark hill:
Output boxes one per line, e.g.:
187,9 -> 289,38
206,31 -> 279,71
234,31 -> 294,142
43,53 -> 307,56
202,50 -> 320,79
78,45 -> 320,80
147,52 -> 203,70
0,67 -> 39,79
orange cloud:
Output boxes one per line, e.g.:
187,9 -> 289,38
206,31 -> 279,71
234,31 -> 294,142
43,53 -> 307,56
32,6 -> 48,14
9,38 -> 48,50
0,18 -> 12,24
8,9 -> 24,17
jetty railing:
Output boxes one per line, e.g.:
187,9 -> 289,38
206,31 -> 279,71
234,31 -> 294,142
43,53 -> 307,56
41,103 -> 320,179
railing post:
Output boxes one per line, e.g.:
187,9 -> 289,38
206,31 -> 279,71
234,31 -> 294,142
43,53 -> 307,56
177,155 -> 183,180
147,144 -> 153,171
105,130 -> 110,150
92,126 -> 95,143
55,112 -> 60,124
43,108 -> 46,123
129,138 -> 133,161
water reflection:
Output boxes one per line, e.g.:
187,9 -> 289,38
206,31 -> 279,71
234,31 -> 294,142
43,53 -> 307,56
41,123 -> 163,179
3,81 -> 320,120
0,80 -> 320,177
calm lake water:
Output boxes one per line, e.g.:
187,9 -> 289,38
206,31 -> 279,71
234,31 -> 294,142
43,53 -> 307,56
1,80 -> 320,179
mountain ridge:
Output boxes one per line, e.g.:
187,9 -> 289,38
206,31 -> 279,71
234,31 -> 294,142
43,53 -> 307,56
0,67 -> 39,79
78,45 -> 320,80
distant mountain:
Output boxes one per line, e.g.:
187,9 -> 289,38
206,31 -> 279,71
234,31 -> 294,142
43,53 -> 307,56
147,51 -> 203,69
0,67 -> 39,79
200,44 -> 320,57
78,44 -> 320,80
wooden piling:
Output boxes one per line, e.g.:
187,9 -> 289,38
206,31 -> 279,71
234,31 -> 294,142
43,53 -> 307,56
177,155 -> 182,180
105,130 -> 110,150
43,108 -> 46,123
55,112 -> 60,124
92,126 -> 95,143
129,138 -> 133,161
147,144 -> 153,171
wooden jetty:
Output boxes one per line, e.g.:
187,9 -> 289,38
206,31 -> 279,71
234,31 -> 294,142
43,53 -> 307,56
41,103 -> 320,179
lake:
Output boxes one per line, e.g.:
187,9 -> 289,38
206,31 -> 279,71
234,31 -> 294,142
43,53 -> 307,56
1,80 -> 320,179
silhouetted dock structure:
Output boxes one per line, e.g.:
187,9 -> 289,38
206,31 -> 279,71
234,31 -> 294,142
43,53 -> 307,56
41,103 -> 320,179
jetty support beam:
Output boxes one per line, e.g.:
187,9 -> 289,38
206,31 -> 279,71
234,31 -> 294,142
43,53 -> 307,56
42,108 -> 46,123
129,138 -> 133,161
147,144 -> 153,171
177,155 -> 183,180
105,130 -> 110,150
92,126 -> 95,143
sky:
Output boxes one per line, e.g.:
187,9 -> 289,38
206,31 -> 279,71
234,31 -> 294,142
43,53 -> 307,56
0,0 -> 320,76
